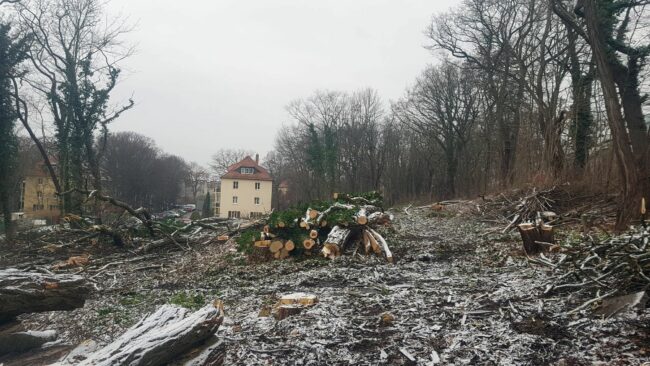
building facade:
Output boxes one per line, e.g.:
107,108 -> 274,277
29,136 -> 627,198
218,155 -> 272,219
19,163 -> 61,223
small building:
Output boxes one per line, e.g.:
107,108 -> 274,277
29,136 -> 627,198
218,154 -> 272,219
19,162 -> 61,223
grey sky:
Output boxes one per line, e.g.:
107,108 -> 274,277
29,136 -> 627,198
106,0 -> 459,167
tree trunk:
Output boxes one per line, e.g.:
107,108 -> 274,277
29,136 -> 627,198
583,0 -> 642,229
59,303 -> 224,366
0,269 -> 90,323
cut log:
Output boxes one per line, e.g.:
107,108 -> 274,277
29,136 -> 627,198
354,205 -> 380,225
269,240 -> 284,254
517,223 -> 553,256
273,305 -> 303,321
303,239 -> 315,250
254,240 -> 271,248
284,240 -> 295,252
308,209 -> 319,220
366,229 -> 381,254
279,248 -> 290,259
62,302 -> 224,366
0,269 -> 90,323
279,293 -> 318,306
216,235 -> 229,241
321,225 -> 351,260
277,221 -> 286,228
366,212 -> 391,226
367,228 -> 393,263
309,229 -> 318,239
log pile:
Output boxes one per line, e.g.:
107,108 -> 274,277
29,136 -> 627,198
532,226 -> 650,315
241,191 -> 393,263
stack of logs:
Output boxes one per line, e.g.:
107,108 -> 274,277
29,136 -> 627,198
250,192 -> 394,263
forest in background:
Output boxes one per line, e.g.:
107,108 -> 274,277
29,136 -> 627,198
1,0 -> 649,243
265,0 -> 650,231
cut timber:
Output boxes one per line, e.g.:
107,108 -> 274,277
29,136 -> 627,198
309,229 -> 318,239
277,221 -> 286,228
269,240 -> 284,253
279,293 -> 319,306
0,269 -> 90,322
517,222 -> 554,256
254,240 -> 271,248
217,235 -> 229,241
284,240 -> 295,252
321,225 -> 351,260
279,248 -> 290,259
66,302 -> 224,366
273,305 -> 303,321
362,230 -> 372,254
366,212 -> 391,226
368,228 -> 393,263
365,229 -> 381,254
354,205 -> 380,225
303,239 -> 315,250
308,209 -> 319,220
356,207 -> 368,225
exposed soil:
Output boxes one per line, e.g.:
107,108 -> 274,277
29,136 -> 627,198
2,206 -> 649,365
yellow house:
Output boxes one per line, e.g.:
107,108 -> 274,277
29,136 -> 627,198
219,155 -> 272,219
19,162 -> 61,223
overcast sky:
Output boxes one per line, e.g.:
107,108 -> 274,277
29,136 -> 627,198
105,0 -> 459,167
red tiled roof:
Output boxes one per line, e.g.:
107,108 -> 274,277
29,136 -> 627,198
221,156 -> 273,181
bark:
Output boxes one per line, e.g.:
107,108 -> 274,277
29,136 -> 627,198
65,303 -> 224,366
0,269 -> 89,323
582,0 -> 643,229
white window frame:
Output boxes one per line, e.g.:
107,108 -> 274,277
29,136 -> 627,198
254,197 -> 260,205
255,182 -> 261,190
233,181 -> 239,189
232,196 -> 238,204
241,167 -> 254,174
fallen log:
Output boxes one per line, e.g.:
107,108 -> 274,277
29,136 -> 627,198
60,302 -> 224,366
0,269 -> 90,323
367,228 -> 393,263
321,225 -> 351,260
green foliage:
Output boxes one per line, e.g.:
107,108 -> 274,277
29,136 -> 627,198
236,229 -> 258,254
190,211 -> 201,220
169,292 -> 205,310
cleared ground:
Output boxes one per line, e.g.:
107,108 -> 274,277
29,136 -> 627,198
3,207 -> 649,365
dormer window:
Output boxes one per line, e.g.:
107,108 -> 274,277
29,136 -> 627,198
241,167 -> 255,174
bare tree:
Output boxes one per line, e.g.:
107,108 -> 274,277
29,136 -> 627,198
15,0 -> 134,215
186,162 -> 209,202
209,148 -> 254,176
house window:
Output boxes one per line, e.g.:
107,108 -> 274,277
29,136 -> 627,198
37,178 -> 43,184
232,196 -> 238,204
233,181 -> 239,189
250,212 -> 264,219
241,167 -> 254,174
37,191 -> 43,198
228,211 -> 240,219
255,182 -> 261,190
254,197 -> 260,205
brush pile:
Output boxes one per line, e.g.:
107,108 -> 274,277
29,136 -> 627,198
476,185 -> 619,232
533,226 -> 650,314
238,191 -> 394,262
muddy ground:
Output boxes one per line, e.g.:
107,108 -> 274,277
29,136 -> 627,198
2,207 -> 649,365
